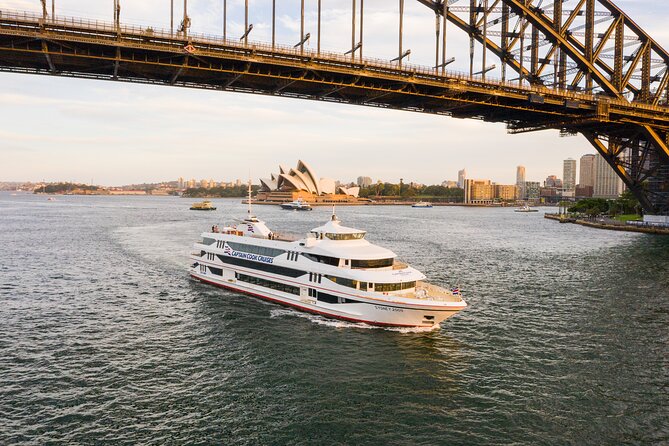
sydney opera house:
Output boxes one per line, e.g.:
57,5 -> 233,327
256,160 -> 361,204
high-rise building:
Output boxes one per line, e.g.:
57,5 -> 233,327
516,166 -> 526,185
178,177 -> 184,189
458,169 -> 467,188
516,165 -> 526,199
593,154 -> 624,199
357,176 -> 373,187
579,154 -> 596,188
563,158 -> 577,191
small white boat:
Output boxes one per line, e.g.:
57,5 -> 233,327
280,198 -> 313,211
514,204 -> 538,213
412,201 -> 433,208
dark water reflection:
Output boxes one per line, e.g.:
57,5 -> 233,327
0,193 -> 667,445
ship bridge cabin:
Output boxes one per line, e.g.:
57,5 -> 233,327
304,215 -> 405,272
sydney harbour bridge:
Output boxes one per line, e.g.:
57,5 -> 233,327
1,1 -> 668,216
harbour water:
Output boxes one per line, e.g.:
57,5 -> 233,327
0,193 -> 667,445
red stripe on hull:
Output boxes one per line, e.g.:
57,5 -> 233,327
191,274 -> 437,328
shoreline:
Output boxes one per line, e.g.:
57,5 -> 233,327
544,213 -> 669,235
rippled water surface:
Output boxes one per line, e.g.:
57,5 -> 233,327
1,193 -> 668,445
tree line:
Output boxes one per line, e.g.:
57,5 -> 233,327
359,183 -> 464,201
184,184 -> 260,198
567,190 -> 642,217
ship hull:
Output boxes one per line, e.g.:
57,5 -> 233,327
190,272 -> 461,328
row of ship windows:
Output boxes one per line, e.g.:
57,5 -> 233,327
236,273 -> 300,296
202,256 -> 416,292
200,265 -> 412,299
199,243 -> 392,270
307,288 -> 358,304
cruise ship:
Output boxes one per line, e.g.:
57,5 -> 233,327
189,212 -> 466,328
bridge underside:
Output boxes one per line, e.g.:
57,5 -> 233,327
1,13 -> 668,214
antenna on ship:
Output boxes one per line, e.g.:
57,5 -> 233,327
247,176 -> 252,218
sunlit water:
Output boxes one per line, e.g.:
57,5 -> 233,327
0,193 -> 667,445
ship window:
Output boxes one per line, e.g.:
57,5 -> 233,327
218,255 -> 305,278
360,282 -> 368,291
325,275 -> 358,289
301,253 -> 340,266
236,273 -> 300,295
374,281 -> 416,292
209,266 -> 223,276
316,292 -> 340,304
324,232 -> 365,241
202,237 -> 216,245
351,258 -> 394,269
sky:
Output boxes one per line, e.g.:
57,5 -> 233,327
1,0 -> 668,186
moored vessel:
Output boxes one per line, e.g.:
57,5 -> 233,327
189,206 -> 466,327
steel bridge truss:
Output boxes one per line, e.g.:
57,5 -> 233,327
419,0 -> 669,214
1,1 -> 669,214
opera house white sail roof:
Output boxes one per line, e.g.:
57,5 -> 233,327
260,160 -> 360,197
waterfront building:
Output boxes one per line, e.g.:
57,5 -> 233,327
545,175 -> 563,188
563,159 -> 577,191
593,154 -> 624,199
524,181 -> 540,200
579,154 -> 596,188
257,160 -> 361,204
458,169 -> 467,188
576,185 -> 594,198
540,187 -> 561,203
464,179 -> 494,204
495,184 -> 518,201
357,176 -> 373,187
441,180 -> 458,188
178,177 -> 184,189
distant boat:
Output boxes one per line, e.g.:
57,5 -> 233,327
514,204 -> 538,213
47,197 -> 56,201
280,198 -> 313,211
412,201 -> 433,208
190,200 -> 217,211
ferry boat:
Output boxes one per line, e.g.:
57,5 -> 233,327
280,198 -> 313,211
412,201 -> 433,208
190,200 -> 217,211
189,207 -> 466,327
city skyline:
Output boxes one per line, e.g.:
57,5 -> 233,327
1,1 -> 666,186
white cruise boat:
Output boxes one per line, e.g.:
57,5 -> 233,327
189,211 -> 466,328
280,198 -> 313,211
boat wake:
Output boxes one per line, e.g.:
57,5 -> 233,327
268,308 -> 441,333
